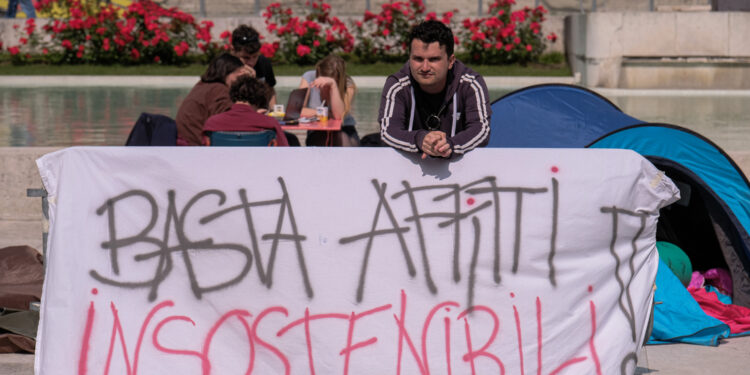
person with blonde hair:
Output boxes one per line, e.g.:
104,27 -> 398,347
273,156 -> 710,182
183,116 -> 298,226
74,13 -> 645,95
298,55 -> 359,146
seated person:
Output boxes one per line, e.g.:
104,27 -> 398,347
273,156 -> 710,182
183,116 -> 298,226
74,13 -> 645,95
299,54 -> 359,146
203,75 -> 289,146
176,53 -> 251,146
231,25 -> 277,107
378,20 -> 491,158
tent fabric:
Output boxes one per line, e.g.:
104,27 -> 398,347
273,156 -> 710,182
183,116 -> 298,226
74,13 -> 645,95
588,125 -> 750,243
487,84 -> 641,148
589,126 -> 750,309
648,260 -> 730,346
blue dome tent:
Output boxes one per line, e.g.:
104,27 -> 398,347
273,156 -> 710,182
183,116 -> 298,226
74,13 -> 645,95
488,84 -> 750,309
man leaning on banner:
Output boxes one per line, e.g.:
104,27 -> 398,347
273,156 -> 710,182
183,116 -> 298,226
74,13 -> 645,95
378,20 -> 491,159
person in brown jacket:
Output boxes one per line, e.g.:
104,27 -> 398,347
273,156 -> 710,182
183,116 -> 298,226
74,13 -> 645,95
175,53 -> 252,145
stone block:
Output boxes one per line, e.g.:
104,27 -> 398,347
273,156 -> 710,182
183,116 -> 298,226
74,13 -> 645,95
675,12 -> 729,56
622,13 -> 677,56
586,13 -> 624,58
729,13 -> 750,56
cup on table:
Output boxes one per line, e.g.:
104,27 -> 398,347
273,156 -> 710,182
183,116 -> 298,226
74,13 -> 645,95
316,106 -> 328,122
273,104 -> 284,115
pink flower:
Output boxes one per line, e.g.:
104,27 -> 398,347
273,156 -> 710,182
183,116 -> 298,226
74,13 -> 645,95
382,28 -> 390,36
103,38 -> 110,51
42,48 -> 48,55
313,40 -> 320,47
505,44 -> 513,51
495,42 -> 503,50
296,44 -> 311,57
526,44 -> 532,51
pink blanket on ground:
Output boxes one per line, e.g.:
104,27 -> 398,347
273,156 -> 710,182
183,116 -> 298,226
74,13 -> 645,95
689,286 -> 750,334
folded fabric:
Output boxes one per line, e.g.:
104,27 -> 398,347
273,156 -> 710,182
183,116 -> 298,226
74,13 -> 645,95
689,286 -> 750,335
688,268 -> 733,296
648,259 -> 730,346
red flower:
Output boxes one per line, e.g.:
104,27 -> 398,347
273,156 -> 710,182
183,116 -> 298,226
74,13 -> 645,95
19,38 -> 28,45
505,44 -> 513,51
546,33 -> 557,42
513,37 -> 521,44
260,43 -> 276,58
382,28 -> 390,36
9,46 -> 19,55
313,40 -> 320,47
495,42 -> 503,50
154,56 -> 161,63
76,51 -> 83,58
220,30 -> 231,39
526,44 -> 532,51
131,48 -> 140,60
42,48 -> 48,55
103,38 -> 110,51
296,44 -> 311,57
62,39 -> 73,50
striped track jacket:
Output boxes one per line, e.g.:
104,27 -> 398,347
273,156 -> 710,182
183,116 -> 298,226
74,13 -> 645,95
378,60 -> 492,156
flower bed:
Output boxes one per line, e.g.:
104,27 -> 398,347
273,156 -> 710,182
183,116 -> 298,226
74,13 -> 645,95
4,0 -> 557,66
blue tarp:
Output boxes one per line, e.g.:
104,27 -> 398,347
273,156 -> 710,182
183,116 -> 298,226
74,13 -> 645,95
649,259 -> 730,345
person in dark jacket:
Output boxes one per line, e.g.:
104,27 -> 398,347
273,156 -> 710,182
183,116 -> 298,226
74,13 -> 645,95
378,20 -> 491,159
231,25 -> 278,107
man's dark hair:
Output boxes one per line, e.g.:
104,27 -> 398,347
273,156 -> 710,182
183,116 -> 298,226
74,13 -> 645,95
230,75 -> 270,109
409,20 -> 454,56
201,53 -> 244,83
231,25 -> 261,55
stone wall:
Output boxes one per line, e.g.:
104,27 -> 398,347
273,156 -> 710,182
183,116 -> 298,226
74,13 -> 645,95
566,11 -> 750,88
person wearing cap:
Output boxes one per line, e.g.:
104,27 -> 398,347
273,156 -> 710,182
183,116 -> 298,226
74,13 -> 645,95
231,25 -> 277,107
378,20 -> 491,159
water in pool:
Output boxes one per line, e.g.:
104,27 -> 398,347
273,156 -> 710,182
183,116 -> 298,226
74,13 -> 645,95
1,86 -> 749,152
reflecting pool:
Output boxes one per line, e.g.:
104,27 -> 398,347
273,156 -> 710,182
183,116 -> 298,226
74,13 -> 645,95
1,86 -> 749,152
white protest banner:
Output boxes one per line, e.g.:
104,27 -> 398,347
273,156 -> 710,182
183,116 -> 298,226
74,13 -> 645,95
35,147 -> 678,375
